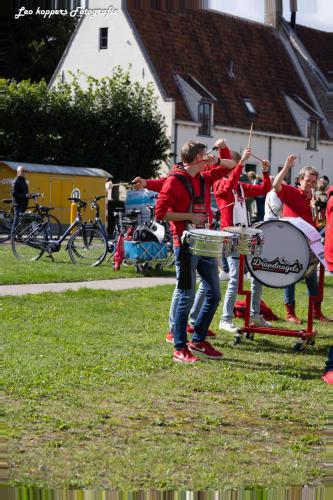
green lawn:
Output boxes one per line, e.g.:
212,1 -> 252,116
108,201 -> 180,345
0,244 -> 174,285
3,280 -> 331,490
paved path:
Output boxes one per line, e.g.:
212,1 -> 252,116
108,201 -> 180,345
0,277 -> 176,296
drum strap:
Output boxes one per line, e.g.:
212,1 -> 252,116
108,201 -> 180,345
169,173 -> 206,212
266,200 -> 280,218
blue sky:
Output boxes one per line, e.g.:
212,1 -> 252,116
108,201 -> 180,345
210,0 -> 333,31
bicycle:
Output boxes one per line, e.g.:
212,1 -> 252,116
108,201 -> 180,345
0,199 -> 13,243
89,195 -> 115,254
0,193 -> 62,243
30,193 -> 62,240
11,197 -> 108,266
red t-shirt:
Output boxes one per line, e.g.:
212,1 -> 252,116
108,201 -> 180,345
324,187 -> 333,272
278,184 -> 315,227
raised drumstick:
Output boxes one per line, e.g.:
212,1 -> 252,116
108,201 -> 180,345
247,122 -> 254,149
251,153 -> 264,162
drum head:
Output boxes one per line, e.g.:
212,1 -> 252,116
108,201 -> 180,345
246,220 -> 310,288
189,229 -> 221,237
224,226 -> 263,236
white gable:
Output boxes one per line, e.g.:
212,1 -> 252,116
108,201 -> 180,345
50,0 -> 174,145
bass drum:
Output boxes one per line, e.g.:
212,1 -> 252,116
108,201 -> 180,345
246,220 -> 318,288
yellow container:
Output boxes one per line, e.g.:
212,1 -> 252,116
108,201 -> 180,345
0,161 -> 109,225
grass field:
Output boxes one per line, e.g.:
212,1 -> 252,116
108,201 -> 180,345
3,279 -> 331,490
0,244 -> 174,285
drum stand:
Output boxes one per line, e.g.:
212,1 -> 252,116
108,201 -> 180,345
234,254 -> 325,351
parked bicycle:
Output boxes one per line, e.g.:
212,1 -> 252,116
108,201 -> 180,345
0,199 -> 13,243
0,193 -> 62,243
11,197 -> 108,266
89,195 -> 115,255
30,193 -> 62,240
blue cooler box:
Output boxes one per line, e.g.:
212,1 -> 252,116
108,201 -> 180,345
124,241 -> 168,261
125,189 -> 157,225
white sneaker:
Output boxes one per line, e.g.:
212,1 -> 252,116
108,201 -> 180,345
219,319 -> 238,333
219,271 -> 230,281
250,315 -> 272,327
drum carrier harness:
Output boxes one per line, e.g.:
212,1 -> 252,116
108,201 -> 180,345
170,172 -> 207,229
169,170 -> 207,290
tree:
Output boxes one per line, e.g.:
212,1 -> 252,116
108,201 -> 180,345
7,14 -> 77,83
0,68 -> 170,180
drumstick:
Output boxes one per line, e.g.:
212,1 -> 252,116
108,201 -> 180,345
219,201 -> 235,210
247,122 -> 254,149
251,153 -> 264,163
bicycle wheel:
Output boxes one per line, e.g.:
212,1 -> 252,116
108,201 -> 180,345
67,226 -> 108,266
0,215 -> 12,243
46,214 -> 62,240
11,220 -> 46,261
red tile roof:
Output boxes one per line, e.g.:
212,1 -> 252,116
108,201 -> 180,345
127,8 -> 327,138
295,25 -> 333,84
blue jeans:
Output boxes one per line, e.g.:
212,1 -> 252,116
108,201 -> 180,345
220,252 -> 262,321
173,249 -> 221,349
221,256 -> 229,273
284,268 -> 319,305
168,253 -> 181,333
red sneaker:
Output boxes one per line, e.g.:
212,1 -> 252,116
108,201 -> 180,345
186,325 -> 217,338
188,340 -> 223,360
322,371 -> 333,384
173,347 -> 200,363
166,332 -> 174,344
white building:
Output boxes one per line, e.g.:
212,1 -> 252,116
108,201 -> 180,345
50,0 -> 333,182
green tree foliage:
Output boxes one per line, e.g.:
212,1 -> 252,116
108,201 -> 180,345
7,13 -> 77,83
0,69 -> 170,180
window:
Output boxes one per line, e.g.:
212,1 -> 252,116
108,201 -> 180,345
278,166 -> 291,184
99,27 -> 108,50
198,102 -> 212,136
245,164 -> 257,174
307,119 -> 318,150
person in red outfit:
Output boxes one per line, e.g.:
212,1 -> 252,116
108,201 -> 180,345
322,187 -> 333,383
212,155 -> 272,332
324,186 -> 333,273
273,156 -> 331,323
132,140 -> 236,344
154,140 -> 246,363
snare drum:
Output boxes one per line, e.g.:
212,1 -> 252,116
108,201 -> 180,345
245,220 -> 318,288
224,226 -> 264,256
187,229 -> 234,258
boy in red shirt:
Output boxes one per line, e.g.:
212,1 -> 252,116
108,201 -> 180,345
132,140 -> 236,344
154,140 -> 247,362
273,156 -> 330,323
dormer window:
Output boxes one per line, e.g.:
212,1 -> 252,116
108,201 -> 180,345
243,98 -> 256,115
99,28 -> 108,50
307,119 -> 319,150
198,101 -> 212,137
